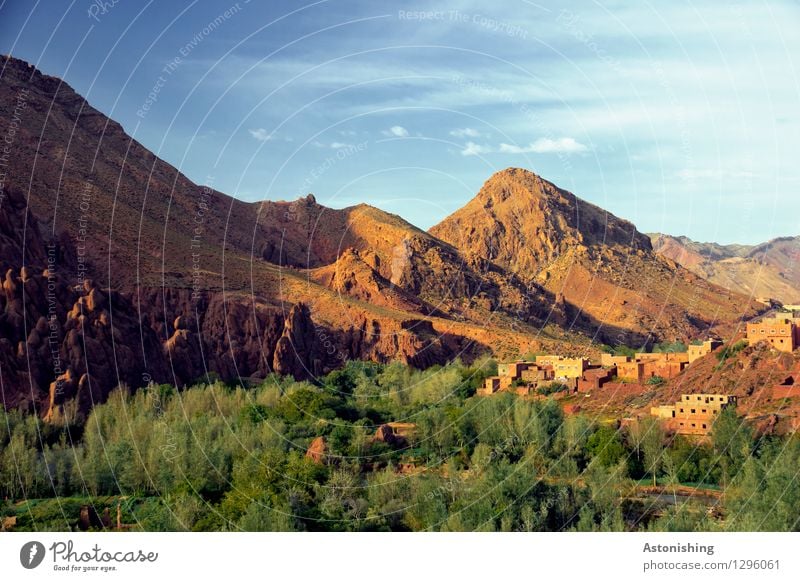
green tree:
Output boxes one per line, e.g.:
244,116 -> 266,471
712,406 -> 752,487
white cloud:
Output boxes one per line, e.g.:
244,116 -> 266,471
383,125 -> 409,137
330,142 -> 349,149
248,128 -> 273,142
461,142 -> 491,157
461,137 -> 588,156
450,127 -> 481,138
499,137 -> 588,154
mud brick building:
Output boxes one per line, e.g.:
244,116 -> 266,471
577,367 -> 615,393
615,352 -> 690,383
746,313 -> 800,353
534,355 -> 590,379
482,356 -> 584,396
651,393 -> 737,436
687,339 -> 723,363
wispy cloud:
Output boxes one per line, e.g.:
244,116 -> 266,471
383,125 -> 409,137
461,137 -> 588,156
248,128 -> 273,142
450,127 -> 482,138
500,137 -> 588,154
460,141 -> 491,156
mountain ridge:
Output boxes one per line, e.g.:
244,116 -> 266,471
650,233 -> 800,303
0,55 -> 770,418
430,167 -> 762,345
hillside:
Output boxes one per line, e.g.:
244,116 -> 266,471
650,234 -> 800,303
0,55 -> 587,418
0,56 -> 770,419
431,168 -> 763,345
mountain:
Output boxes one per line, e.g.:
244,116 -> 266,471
650,233 -> 800,304
0,55 -> 585,418
0,56 -> 767,419
430,168 -> 763,344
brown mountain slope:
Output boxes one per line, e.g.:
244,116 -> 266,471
431,168 -> 765,345
745,237 -> 800,294
650,234 -> 800,304
0,56 -> 590,418
0,55 -> 555,324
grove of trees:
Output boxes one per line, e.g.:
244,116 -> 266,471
2,359 -> 799,531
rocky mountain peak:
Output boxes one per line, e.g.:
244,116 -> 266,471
430,166 -> 651,276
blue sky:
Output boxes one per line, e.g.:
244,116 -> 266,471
1,0 -> 798,244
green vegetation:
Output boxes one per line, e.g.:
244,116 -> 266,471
602,341 -> 687,357
716,340 -> 749,367
536,382 -> 570,396
651,341 -> 688,353
601,344 -> 639,358
646,375 -> 666,386
2,359 -> 799,532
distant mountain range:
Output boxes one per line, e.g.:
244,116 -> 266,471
649,233 -> 800,304
0,55 -> 769,417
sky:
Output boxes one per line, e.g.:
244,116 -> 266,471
1,0 -> 798,244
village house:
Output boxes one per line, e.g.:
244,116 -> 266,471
746,313 -> 800,353
576,367 -> 615,393
535,355 -> 590,379
650,393 -> 737,436
482,357 -> 580,396
687,339 -> 723,363
614,352 -> 690,383
600,353 -> 632,367
771,374 -> 799,400
486,343 -> 713,398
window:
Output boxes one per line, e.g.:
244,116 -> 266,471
691,409 -> 696,414
691,423 -> 696,428
702,424 -> 707,429
702,409 -> 706,413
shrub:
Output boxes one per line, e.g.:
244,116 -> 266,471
536,382 -> 569,396
716,339 -> 748,362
